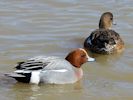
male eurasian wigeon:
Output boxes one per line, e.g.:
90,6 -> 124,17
84,12 -> 124,54
5,48 -> 95,84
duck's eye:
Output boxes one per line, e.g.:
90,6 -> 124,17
110,17 -> 113,20
81,54 -> 86,58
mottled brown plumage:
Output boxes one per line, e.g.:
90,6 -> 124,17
84,12 -> 124,54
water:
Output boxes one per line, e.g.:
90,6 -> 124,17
0,0 -> 133,100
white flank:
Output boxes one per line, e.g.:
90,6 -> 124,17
30,71 -> 41,84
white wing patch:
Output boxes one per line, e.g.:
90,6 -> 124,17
51,69 -> 68,73
14,70 -> 31,73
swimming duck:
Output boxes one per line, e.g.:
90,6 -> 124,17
84,12 -> 124,54
5,48 -> 95,84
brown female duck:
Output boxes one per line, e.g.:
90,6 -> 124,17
84,12 -> 124,54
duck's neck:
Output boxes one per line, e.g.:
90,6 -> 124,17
99,20 -> 112,29
74,68 -> 83,80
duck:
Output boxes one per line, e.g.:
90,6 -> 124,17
84,12 -> 124,54
5,48 -> 95,84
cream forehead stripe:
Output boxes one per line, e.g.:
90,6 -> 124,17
79,48 -> 89,57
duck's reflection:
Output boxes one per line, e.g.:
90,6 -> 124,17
8,80 -> 83,100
